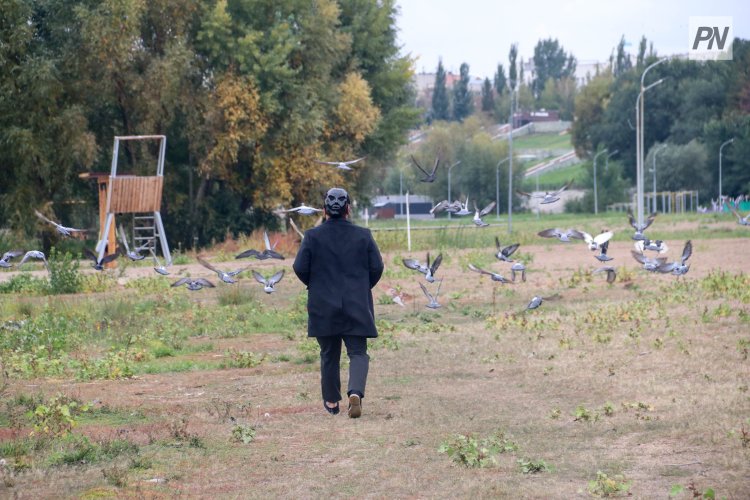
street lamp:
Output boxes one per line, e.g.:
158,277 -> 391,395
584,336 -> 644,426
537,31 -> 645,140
649,144 -> 666,213
447,160 -> 461,220
636,57 -> 668,229
592,148 -> 608,215
719,138 -> 734,207
508,88 -> 515,234
495,156 -> 510,219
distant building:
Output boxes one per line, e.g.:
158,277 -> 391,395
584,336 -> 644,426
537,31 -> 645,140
513,109 -> 560,127
371,195 -> 434,220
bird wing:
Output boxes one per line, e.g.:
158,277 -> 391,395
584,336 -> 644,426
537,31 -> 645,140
480,201 -> 496,217
34,209 -> 60,228
83,247 -> 98,262
634,240 -> 645,253
495,236 -> 502,251
567,229 -> 586,240
252,271 -> 268,285
537,228 -> 560,238
235,249 -> 260,259
430,253 -> 443,274
600,240 -> 610,255
314,160 -> 339,166
643,212 -> 657,230
195,278 -> 216,288
2,250 -> 24,261
731,208 -> 742,221
429,156 -> 440,176
268,269 -> 285,285
630,250 -> 647,264
516,190 -> 533,198
435,278 -> 443,298
343,156 -> 367,166
410,155 -> 430,176
593,231 -> 613,246
502,243 -> 520,257
430,200 -> 448,214
117,225 -> 132,254
552,179 -> 573,196
468,263 -> 487,275
289,218 -> 305,239
100,252 -> 120,265
171,277 -> 191,287
579,231 -> 594,245
197,256 -> 219,274
418,282 -> 433,301
402,259 -> 422,271
627,211 -> 637,230
681,240 -> 692,264
263,231 -> 271,251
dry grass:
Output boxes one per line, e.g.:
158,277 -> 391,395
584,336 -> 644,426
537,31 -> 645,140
0,229 -> 748,498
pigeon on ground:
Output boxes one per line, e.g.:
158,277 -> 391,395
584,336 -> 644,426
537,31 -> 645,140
627,210 -> 657,240
630,250 -> 667,272
283,204 -> 323,215
19,250 -> 49,270
594,240 -> 613,262
510,262 -> 527,282
197,256 -> 248,284
410,155 -> 441,182
153,254 -> 170,275
579,230 -> 613,251
84,247 -> 120,271
656,240 -> 692,276
593,266 -> 617,284
635,239 -> 668,254
402,252 -> 442,283
494,238 -> 520,262
537,228 -> 585,242
314,157 -> 366,171
468,263 -> 511,283
731,209 -> 750,226
34,209 -> 86,238
473,201 -> 496,227
118,224 -> 149,261
517,180 -> 572,205
418,280 -> 443,309
0,250 -> 24,268
236,231 -> 284,260
252,270 -> 285,294
171,277 -> 215,291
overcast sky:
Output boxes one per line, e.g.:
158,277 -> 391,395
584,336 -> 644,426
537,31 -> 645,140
395,0 -> 750,79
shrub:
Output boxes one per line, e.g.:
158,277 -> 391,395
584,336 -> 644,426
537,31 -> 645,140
47,248 -> 82,295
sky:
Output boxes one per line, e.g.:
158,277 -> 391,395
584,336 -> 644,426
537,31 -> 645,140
395,0 -> 750,79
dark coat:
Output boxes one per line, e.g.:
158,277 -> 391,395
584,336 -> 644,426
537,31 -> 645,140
292,218 -> 384,338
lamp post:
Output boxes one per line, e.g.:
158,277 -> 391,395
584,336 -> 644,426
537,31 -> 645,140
719,138 -> 734,208
636,57 -> 668,229
650,144 -> 666,213
495,156 -> 510,219
593,148 -> 608,215
447,160 -> 461,220
508,89 -> 515,234
399,168 -> 403,217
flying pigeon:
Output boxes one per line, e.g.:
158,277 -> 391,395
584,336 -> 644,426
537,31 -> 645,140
517,180 -> 572,205
594,240 -> 613,262
84,247 -> 120,271
34,209 -> 86,237
0,250 -> 24,268
314,157 -> 366,171
387,288 -> 406,307
579,230 -> 613,251
197,256 -> 248,284
731,208 -> 750,226
635,239 -> 668,254
418,280 -> 443,309
656,240 -> 692,276
153,254 -> 170,275
236,231 -> 284,260
525,293 -> 560,311
118,224 -> 149,261
283,204 -> 323,216
19,250 -> 48,270
627,210 -> 657,240
430,200 -> 462,215
630,250 -> 667,272
402,252 -> 442,283
593,266 -> 617,284
453,196 -> 472,216
473,201 -> 496,227
410,155 -> 441,182
537,228 -> 585,243
252,270 -> 285,294
510,262 -> 527,282
495,238 -> 520,262
171,277 -> 215,291
468,263 -> 511,283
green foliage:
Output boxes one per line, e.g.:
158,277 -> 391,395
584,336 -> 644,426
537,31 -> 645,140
0,274 -> 48,295
452,63 -> 474,121
28,394 -> 90,437
438,429 -> 518,468
432,59 -> 450,121
517,458 -> 551,474
222,349 -> 266,369
47,248 -> 83,295
231,424 -> 256,444
588,471 -> 631,497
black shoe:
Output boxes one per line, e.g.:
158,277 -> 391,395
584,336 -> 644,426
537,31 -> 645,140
347,394 -> 361,418
324,402 -> 339,415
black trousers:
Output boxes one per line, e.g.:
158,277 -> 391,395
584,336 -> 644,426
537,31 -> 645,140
316,335 -> 369,403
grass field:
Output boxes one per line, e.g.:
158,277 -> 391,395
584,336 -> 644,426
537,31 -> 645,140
0,213 -> 748,498
512,132 -> 572,151
522,162 -> 588,191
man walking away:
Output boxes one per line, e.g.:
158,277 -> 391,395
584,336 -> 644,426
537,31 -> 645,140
293,187 -> 384,418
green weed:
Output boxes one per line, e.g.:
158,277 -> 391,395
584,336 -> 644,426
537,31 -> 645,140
588,471 -> 631,497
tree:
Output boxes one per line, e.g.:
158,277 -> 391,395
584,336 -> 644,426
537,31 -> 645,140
494,63 -> 506,96
481,78 -> 495,113
508,44 -> 518,92
531,38 -> 576,99
613,35 -> 632,78
571,71 -> 614,157
452,62 -> 474,121
432,59 -> 450,121
644,140 -> 711,192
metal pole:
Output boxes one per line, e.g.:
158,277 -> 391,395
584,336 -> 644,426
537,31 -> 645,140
593,149 -> 608,215
406,191 -> 411,251
447,160 -> 460,220
719,138 -> 734,209
651,144 -> 666,213
399,169 -> 403,217
508,89 -> 514,234
495,157 -> 510,219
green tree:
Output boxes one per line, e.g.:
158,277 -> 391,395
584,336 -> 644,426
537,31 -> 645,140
494,63 -> 506,96
613,35 -> 632,78
508,44 -> 518,92
645,140 -> 711,192
452,62 -> 474,121
531,38 -> 576,99
481,78 -> 495,113
432,59 -> 450,121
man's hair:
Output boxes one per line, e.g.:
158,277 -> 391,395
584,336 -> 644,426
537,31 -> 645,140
324,188 -> 350,218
